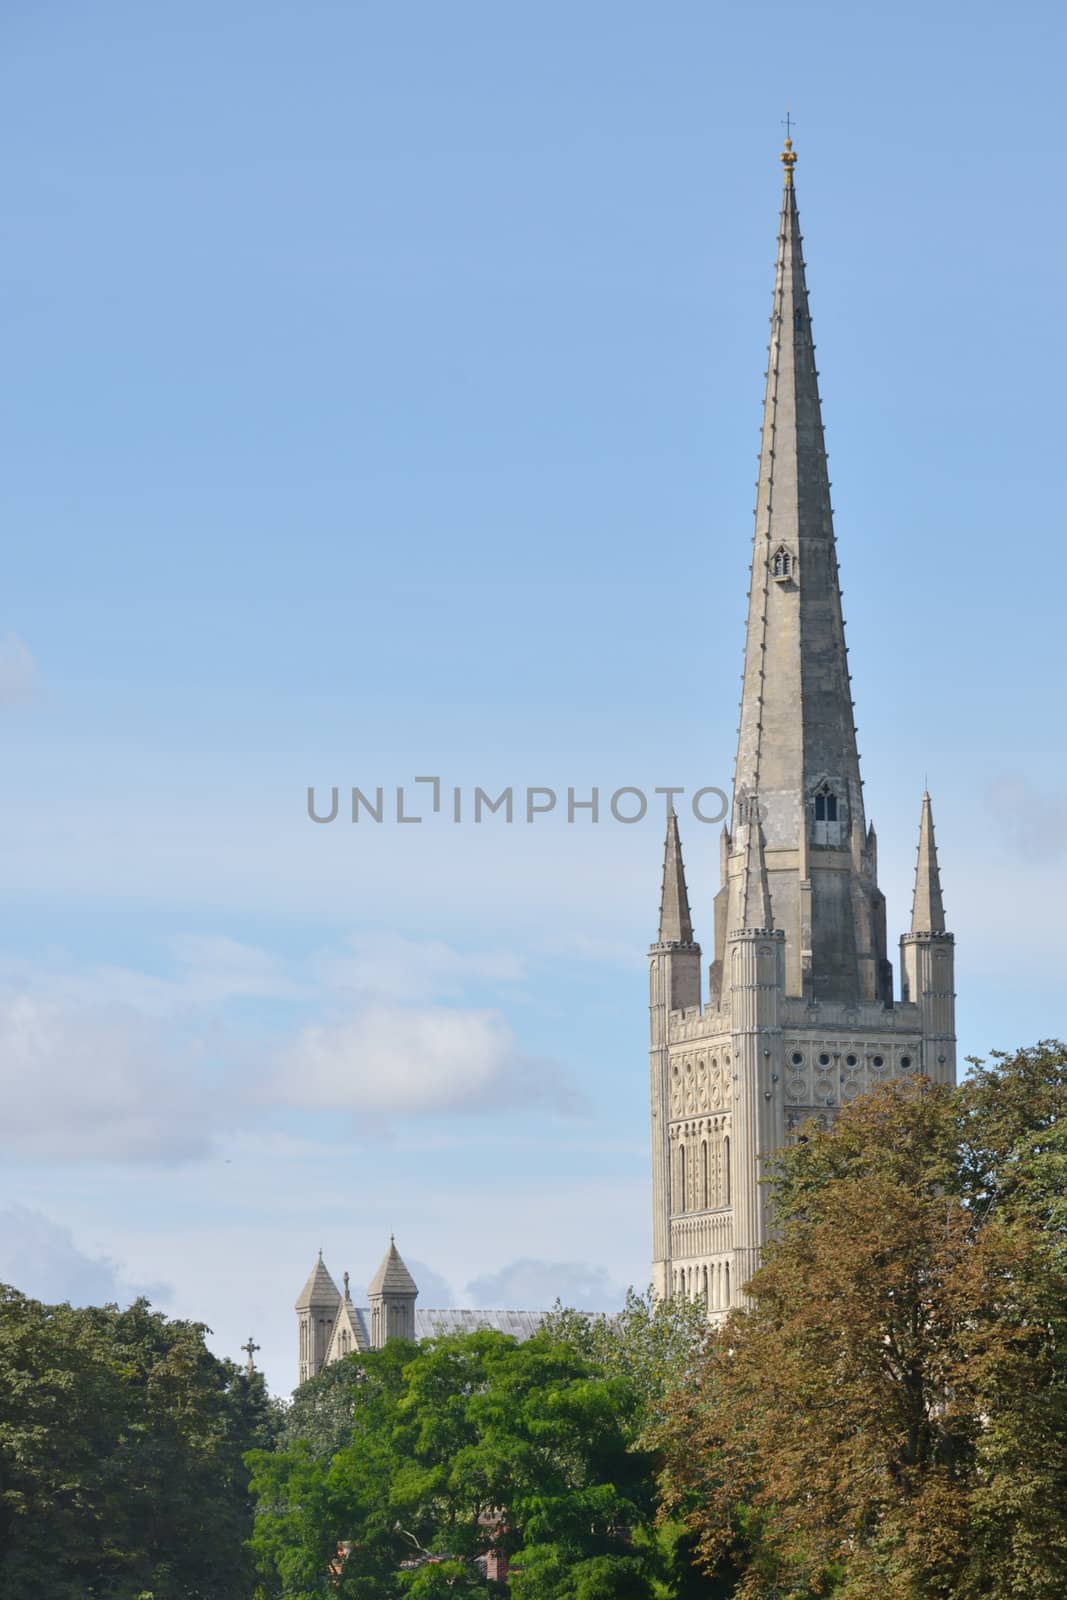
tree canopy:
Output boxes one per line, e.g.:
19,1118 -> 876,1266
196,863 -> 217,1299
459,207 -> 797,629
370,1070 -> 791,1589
0,1289 -> 277,1600
656,1042 -> 1067,1600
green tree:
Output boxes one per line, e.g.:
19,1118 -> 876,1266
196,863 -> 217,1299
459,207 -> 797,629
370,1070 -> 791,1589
250,1329 -> 662,1600
0,1288 -> 277,1600
656,1045 -> 1067,1600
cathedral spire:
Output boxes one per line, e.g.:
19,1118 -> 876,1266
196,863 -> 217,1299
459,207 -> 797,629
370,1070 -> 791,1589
911,791 -> 946,934
723,139 -> 887,1002
658,807 -> 695,944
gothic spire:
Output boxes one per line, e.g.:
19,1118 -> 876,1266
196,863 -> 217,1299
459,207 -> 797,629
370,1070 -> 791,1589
734,137 -> 862,824
658,806 -> 695,944
911,791 -> 946,934
721,139 -> 886,1002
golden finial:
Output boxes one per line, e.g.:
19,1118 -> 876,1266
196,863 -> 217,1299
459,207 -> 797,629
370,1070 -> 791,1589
781,109 -> 797,186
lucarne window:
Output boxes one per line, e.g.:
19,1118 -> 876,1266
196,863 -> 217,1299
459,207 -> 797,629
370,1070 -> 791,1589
814,784 -> 838,822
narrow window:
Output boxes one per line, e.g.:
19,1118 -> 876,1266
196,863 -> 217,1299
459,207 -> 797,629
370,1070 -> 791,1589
701,1139 -> 709,1208
815,792 -> 826,821
723,1136 -> 731,1206
826,794 -> 838,821
679,1144 -> 687,1211
702,1265 -> 709,1310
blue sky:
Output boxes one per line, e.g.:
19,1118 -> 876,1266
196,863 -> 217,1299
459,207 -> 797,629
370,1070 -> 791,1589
2,0 -> 1065,1393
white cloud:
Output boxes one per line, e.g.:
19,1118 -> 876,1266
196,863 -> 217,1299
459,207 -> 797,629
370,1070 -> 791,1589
0,934 -> 578,1161
465,1257 -> 627,1313
0,632 -> 38,708
314,933 -> 525,1004
0,989 -> 232,1160
0,1205 -> 170,1306
276,1004 -> 582,1116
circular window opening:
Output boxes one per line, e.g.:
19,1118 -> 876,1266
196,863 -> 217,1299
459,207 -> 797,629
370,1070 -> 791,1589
901,1055 -> 912,1069
846,1054 -> 857,1067
791,1051 -> 803,1065
872,1054 -> 884,1068
818,1052 -> 830,1066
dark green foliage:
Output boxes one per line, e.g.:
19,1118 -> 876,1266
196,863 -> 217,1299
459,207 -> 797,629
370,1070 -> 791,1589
0,1289 -> 277,1600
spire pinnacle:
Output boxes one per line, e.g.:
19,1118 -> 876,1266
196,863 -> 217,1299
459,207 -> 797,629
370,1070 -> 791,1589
658,807 -> 695,944
731,799 -> 773,933
780,136 -> 797,186
911,791 -> 946,934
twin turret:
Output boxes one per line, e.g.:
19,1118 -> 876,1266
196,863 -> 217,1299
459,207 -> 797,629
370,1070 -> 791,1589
295,1237 -> 419,1383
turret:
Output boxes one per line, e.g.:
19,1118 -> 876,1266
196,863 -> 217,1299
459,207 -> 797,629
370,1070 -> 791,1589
900,792 -> 956,1083
725,801 -> 785,1302
649,809 -> 702,1297
368,1237 -> 418,1347
295,1251 -> 341,1384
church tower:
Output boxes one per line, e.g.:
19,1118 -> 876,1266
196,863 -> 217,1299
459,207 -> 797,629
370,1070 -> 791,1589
650,139 -> 956,1311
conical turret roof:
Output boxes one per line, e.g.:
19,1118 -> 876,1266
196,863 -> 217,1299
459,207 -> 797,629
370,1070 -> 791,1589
294,1251 -> 342,1312
368,1237 -> 418,1299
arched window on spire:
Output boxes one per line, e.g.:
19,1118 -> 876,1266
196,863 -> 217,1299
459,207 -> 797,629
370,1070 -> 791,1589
814,783 -> 837,822
771,545 -> 794,581
812,781 -> 843,846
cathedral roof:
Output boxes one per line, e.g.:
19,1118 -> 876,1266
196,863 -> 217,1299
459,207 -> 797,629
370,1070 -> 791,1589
368,1237 -> 418,1298
294,1251 -> 342,1311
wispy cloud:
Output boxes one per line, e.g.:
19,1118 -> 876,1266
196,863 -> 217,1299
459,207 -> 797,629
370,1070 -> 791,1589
0,1205 -> 171,1305
464,1257 -> 627,1312
0,632 -> 38,708
0,990 -> 237,1160
985,774 -> 1067,863
0,935 -> 578,1162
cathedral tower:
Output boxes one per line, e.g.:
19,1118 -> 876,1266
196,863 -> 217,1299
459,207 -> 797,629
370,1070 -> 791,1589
650,140 -> 956,1311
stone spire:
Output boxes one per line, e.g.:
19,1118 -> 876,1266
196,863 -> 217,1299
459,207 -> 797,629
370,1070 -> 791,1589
658,807 -> 695,944
730,801 -> 773,934
723,139 -> 888,1002
910,792 -> 946,934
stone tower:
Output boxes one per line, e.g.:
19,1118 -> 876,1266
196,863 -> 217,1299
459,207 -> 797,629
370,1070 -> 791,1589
649,139 -> 956,1311
368,1235 -> 418,1346
295,1251 -> 342,1384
